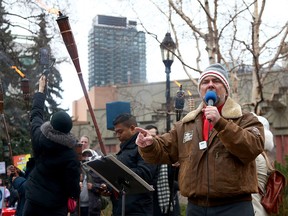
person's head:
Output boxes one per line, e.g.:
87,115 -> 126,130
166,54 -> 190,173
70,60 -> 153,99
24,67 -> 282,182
145,125 -> 159,137
6,165 -> 21,178
50,111 -> 73,133
198,63 -> 230,106
80,135 -> 90,150
81,149 -> 99,161
6,165 -> 14,177
255,115 -> 274,152
113,113 -> 138,143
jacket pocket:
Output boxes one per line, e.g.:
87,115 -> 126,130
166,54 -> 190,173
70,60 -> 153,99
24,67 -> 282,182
213,149 -> 243,195
178,154 -> 194,197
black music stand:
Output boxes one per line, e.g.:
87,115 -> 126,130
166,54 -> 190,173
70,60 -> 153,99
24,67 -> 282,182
84,154 -> 154,216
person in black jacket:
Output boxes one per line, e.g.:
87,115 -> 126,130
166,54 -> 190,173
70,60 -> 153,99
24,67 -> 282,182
11,171 -> 26,216
145,125 -> 180,216
23,75 -> 80,216
110,113 -> 157,216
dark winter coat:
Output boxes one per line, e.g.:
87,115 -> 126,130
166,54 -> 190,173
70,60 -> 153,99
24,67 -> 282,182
25,92 -> 80,208
111,132 -> 157,216
12,176 -> 26,216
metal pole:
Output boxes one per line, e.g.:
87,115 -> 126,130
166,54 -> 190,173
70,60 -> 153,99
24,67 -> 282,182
165,65 -> 171,132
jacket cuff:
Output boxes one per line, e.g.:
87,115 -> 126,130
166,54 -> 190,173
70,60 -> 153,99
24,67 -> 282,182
138,142 -> 155,152
33,92 -> 46,107
214,117 -> 228,132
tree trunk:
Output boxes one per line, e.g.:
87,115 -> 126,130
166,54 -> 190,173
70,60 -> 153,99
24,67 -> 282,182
251,0 -> 262,112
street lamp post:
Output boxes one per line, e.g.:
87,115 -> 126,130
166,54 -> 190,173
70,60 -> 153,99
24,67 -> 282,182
160,32 -> 176,132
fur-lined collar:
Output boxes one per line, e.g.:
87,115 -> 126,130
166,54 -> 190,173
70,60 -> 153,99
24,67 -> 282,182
182,97 -> 242,123
40,122 -> 77,148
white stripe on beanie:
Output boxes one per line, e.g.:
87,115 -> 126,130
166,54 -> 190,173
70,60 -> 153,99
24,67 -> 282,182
198,64 -> 230,94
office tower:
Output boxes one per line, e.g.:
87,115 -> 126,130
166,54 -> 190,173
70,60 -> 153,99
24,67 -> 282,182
88,15 -> 146,89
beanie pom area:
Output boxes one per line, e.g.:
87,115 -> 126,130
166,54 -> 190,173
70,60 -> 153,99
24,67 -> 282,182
50,111 -> 73,134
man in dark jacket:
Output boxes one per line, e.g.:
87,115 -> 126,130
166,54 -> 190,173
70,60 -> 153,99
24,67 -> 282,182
110,113 -> 157,216
23,75 -> 80,216
145,125 -> 180,216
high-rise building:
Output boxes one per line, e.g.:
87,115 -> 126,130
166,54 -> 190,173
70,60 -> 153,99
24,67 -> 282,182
88,15 -> 146,89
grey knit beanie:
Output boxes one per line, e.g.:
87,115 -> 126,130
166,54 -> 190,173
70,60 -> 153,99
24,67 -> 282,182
198,63 -> 230,94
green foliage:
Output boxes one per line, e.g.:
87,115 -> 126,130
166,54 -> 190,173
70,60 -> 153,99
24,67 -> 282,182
180,203 -> 187,215
0,0 -> 26,163
101,200 -> 112,215
274,156 -> 288,216
0,2 -> 66,161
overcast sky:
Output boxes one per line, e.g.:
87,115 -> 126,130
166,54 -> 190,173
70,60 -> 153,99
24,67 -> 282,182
6,0 -> 288,114
59,0 -> 186,113
57,0 -> 287,114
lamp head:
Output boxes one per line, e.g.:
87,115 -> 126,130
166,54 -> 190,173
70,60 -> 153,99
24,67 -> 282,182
160,32 -> 176,62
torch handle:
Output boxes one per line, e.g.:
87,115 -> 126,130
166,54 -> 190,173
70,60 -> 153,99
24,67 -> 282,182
188,98 -> 195,111
56,15 -> 81,73
21,78 -> 30,101
0,79 -> 3,114
78,72 -> 107,155
175,85 -> 185,121
0,79 -> 13,162
56,15 -> 107,156
1,114 -> 13,163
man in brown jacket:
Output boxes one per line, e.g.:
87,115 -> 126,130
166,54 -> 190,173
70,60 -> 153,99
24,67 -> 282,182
136,63 -> 264,216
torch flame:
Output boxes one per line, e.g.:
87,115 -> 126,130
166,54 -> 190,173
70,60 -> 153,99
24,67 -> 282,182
48,8 -> 61,15
11,66 -> 25,78
174,80 -> 181,87
35,0 -> 60,15
187,90 -> 192,96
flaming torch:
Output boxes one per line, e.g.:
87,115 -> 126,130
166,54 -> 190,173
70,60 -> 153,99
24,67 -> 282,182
0,53 -> 30,103
21,78 -> 30,107
56,12 -> 106,155
11,65 -> 30,108
0,79 -> 13,162
0,55 -> 29,161
174,83 -> 185,121
11,66 -> 25,78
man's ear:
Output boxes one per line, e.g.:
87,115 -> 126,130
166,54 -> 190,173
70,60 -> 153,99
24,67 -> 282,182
130,125 -> 136,131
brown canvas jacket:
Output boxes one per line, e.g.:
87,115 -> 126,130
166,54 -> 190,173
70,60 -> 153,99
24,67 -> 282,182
139,97 -> 264,203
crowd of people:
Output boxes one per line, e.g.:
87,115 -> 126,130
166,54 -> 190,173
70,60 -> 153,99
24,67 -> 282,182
0,63 -> 281,216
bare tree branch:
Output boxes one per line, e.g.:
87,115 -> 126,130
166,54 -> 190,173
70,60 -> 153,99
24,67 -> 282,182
7,23 -> 38,35
235,38 -> 253,53
168,5 -> 199,86
4,12 -> 40,20
193,32 -> 202,70
168,0 -> 206,38
267,24 -> 288,68
218,1 -> 255,40
132,1 -> 200,75
196,0 -> 214,22
258,0 -> 266,22
260,22 -> 288,52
